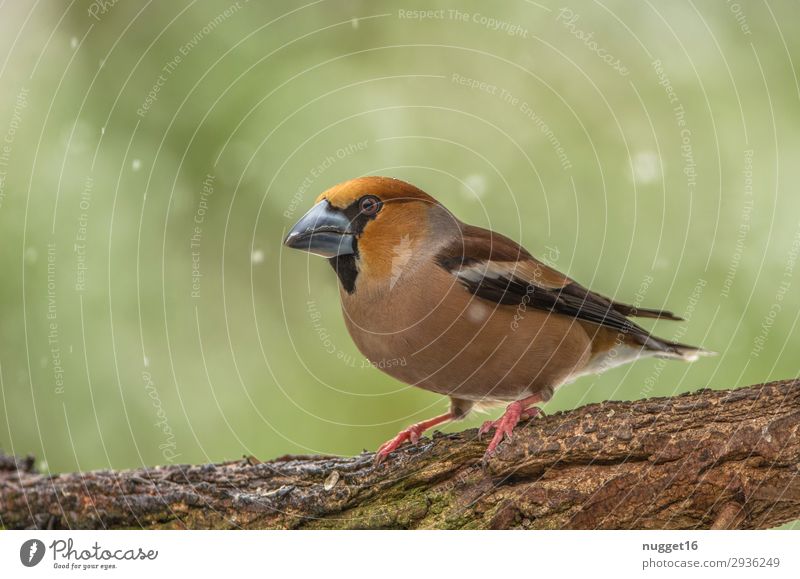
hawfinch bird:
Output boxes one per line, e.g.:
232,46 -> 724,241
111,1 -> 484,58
284,177 -> 711,462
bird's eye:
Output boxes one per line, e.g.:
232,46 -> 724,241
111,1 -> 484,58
359,195 -> 382,216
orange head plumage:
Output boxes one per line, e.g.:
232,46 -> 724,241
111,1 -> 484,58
315,176 -> 436,209
286,177 -> 446,291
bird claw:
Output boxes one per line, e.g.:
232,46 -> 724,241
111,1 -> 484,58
373,423 -> 425,464
477,419 -> 496,441
478,403 -> 541,458
522,407 -> 543,421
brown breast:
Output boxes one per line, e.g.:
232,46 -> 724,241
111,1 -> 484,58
340,258 -> 593,403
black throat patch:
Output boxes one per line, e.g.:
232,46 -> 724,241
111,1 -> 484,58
328,250 -> 359,293
324,199 -> 376,294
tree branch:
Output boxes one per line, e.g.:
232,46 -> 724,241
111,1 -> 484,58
2,379 -> 799,529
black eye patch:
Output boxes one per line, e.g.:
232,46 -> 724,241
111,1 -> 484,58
342,196 -> 381,234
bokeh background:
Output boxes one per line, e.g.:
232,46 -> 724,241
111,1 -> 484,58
0,0 -> 798,522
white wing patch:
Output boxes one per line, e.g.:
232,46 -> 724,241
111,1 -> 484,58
452,260 -> 562,289
389,234 -> 414,290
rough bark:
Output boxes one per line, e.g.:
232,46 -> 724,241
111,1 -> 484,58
1,379 -> 799,530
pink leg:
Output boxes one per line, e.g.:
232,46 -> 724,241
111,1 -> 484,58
478,393 -> 545,457
375,412 -> 454,464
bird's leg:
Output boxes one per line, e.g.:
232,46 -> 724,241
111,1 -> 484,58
375,412 -> 454,464
478,393 -> 545,456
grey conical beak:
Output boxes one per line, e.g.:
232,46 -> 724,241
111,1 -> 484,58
283,199 -> 355,258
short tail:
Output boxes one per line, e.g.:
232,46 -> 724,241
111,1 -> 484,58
646,337 -> 717,362
594,294 -> 714,361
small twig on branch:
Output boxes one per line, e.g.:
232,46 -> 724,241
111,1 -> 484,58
1,379 -> 799,529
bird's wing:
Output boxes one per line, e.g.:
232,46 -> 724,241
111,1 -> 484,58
435,224 -> 680,339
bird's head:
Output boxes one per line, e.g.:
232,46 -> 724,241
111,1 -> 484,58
284,176 -> 445,291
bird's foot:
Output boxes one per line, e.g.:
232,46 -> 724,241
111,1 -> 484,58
478,402 -> 541,458
373,412 -> 455,465
374,423 -> 427,464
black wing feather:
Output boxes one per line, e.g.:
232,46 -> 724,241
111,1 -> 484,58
435,225 -> 666,347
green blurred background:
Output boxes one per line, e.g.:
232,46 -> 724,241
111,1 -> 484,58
0,0 -> 798,508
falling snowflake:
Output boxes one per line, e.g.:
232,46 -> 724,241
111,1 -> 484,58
251,249 -> 265,264
631,151 -> 660,184
466,302 -> 489,323
131,159 -> 141,171
25,247 -> 38,263
463,174 -> 487,199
